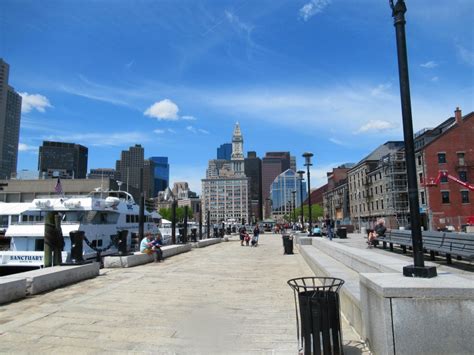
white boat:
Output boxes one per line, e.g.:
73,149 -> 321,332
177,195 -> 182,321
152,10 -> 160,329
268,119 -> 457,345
160,218 -> 173,245
0,190 -> 161,268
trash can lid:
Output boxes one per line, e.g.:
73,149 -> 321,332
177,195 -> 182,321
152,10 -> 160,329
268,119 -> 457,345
287,277 -> 344,292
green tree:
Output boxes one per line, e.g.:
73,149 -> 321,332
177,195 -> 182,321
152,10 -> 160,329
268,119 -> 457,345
294,203 -> 324,222
159,207 -> 172,220
159,206 -> 193,222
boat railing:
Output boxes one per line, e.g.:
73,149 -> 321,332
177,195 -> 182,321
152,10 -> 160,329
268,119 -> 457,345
10,221 -> 81,226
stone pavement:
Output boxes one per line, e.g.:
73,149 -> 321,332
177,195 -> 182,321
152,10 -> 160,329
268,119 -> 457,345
0,233 -> 369,354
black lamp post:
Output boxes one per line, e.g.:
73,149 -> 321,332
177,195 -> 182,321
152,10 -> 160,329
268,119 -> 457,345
171,199 -> 177,244
390,0 -> 436,278
199,202 -> 203,240
297,170 -> 305,230
302,152 -> 314,235
291,190 -> 297,225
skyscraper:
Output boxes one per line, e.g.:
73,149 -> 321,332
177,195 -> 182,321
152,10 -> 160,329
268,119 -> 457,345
149,156 -> 169,196
116,144 -> 155,200
270,169 -> 307,220
261,151 -> 291,217
38,141 -> 88,179
0,59 -> 22,180
217,143 -> 232,160
244,151 -> 262,221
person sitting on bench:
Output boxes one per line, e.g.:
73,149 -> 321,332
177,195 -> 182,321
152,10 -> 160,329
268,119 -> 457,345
368,218 -> 386,247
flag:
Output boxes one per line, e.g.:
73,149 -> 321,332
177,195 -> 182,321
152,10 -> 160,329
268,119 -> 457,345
55,177 -> 63,195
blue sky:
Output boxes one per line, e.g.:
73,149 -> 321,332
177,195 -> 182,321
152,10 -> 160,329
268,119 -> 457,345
3,0 -> 473,193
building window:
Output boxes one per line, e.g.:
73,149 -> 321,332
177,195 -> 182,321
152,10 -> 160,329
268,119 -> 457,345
440,172 -> 448,183
420,191 -> 425,205
417,155 -> 422,166
437,153 -> 446,164
457,152 -> 465,166
376,201 -> 379,210
381,200 -> 384,209
419,173 -> 423,183
459,171 -> 467,182
441,191 -> 450,204
461,191 -> 469,204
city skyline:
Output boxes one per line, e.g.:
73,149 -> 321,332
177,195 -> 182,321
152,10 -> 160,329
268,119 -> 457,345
3,0 -> 473,193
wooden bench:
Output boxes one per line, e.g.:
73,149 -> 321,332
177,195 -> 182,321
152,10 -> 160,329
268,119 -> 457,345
378,230 -> 474,264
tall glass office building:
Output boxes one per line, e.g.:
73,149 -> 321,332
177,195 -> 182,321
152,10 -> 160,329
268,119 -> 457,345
270,169 -> 307,219
217,143 -> 232,160
150,156 -> 169,196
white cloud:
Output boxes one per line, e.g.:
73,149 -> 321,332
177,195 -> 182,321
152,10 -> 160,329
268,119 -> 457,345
370,83 -> 393,98
420,61 -> 438,69
299,0 -> 331,22
355,120 -> 397,134
19,92 -> 52,113
167,128 -> 176,134
225,10 -> 253,33
186,126 -> 210,135
44,132 -> 150,147
456,45 -> 474,66
182,115 -> 196,121
144,99 -> 179,120
153,129 -> 165,134
329,138 -> 348,147
431,76 -> 439,82
18,143 -> 37,152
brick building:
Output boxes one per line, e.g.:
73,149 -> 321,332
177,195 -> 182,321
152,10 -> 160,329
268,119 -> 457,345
322,164 -> 354,223
416,108 -> 474,230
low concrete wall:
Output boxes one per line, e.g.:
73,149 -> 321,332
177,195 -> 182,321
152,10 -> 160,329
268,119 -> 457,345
104,244 -> 192,268
2,263 -> 99,296
360,273 -> 474,355
0,278 -> 26,304
192,238 -> 222,248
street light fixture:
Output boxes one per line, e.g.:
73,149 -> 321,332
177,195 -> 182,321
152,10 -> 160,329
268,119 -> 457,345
302,152 -> 314,235
390,0 -> 436,278
297,170 -> 305,230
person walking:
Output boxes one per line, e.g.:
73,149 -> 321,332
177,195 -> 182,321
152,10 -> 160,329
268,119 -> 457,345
252,225 -> 260,247
325,215 -> 334,241
239,226 -> 247,246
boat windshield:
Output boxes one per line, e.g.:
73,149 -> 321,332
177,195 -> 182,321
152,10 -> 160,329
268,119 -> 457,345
82,211 -> 120,224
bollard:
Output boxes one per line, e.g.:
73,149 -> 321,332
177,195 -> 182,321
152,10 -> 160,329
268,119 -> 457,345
69,230 -> 85,263
191,228 -> 197,242
117,230 -> 129,255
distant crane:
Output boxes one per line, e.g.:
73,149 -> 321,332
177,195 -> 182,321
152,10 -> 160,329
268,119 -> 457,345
423,171 -> 474,191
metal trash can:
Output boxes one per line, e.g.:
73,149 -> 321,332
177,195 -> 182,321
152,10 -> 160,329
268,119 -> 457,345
336,227 -> 347,239
288,277 -> 345,355
282,234 -> 294,254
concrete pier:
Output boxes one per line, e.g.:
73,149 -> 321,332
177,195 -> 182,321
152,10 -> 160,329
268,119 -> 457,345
0,234 -> 368,354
